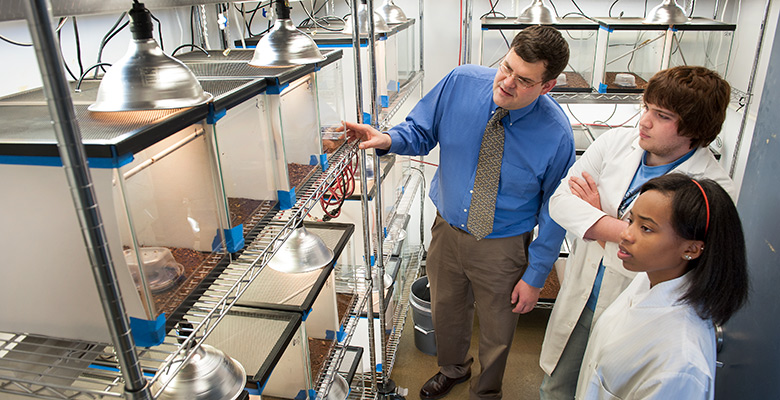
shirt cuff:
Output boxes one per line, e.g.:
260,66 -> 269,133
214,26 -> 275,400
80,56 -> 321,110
521,266 -> 548,289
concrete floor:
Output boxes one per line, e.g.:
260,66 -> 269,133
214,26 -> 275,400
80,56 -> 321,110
390,307 -> 552,399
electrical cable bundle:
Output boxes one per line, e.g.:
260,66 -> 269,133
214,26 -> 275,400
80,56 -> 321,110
320,153 -> 356,220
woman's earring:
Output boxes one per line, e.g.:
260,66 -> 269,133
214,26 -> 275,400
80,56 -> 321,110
683,255 -> 692,260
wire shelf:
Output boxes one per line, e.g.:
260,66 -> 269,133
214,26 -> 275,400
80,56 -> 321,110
314,284 -> 371,399
379,71 -> 425,131
0,141 -> 360,399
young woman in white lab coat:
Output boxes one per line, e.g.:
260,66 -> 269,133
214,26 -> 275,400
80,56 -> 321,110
575,174 -> 749,400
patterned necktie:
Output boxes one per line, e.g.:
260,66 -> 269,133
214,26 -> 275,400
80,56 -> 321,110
467,107 -> 510,240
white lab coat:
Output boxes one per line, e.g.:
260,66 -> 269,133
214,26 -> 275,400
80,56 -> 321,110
575,273 -> 716,400
539,127 -> 734,375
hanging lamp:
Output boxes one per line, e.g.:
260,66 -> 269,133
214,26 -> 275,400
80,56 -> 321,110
248,0 -> 326,67
515,0 -> 557,24
89,2 -> 212,112
376,0 -> 408,24
344,0 -> 391,35
267,225 -> 334,274
644,0 -> 689,24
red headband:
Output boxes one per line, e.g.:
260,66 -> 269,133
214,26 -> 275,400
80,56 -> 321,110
691,179 -> 710,235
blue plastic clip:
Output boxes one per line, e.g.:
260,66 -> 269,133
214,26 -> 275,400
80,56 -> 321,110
129,314 -> 166,347
598,82 -> 608,94
207,106 -> 227,124
319,154 -> 330,171
225,225 -> 245,253
266,83 -> 290,95
303,308 -> 312,321
294,390 -> 314,400
363,112 -> 372,125
211,226 -> 243,253
381,95 -> 389,108
278,188 -> 296,210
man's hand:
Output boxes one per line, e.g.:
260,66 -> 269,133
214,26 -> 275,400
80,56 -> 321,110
511,279 -> 542,314
569,171 -> 601,211
340,121 -> 392,150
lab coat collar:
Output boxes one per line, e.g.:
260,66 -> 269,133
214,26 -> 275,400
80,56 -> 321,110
629,273 -> 689,309
630,135 -> 712,177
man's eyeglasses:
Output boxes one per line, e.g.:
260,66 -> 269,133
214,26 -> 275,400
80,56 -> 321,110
498,60 -> 543,89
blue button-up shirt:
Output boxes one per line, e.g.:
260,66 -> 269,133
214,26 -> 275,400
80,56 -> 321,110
384,64 -> 575,288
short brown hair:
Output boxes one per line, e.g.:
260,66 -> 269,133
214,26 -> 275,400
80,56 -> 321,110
643,66 -> 731,148
510,25 -> 570,82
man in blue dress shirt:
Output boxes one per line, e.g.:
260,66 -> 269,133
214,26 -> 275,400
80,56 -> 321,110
344,26 -> 574,399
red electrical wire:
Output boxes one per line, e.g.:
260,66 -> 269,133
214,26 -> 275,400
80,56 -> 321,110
411,158 -> 439,167
320,155 -> 357,219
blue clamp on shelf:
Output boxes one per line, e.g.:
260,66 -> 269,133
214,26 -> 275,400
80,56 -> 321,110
211,225 -> 245,253
381,95 -> 389,108
376,363 -> 383,372
129,314 -> 166,347
363,112 -> 372,125
364,254 -> 376,266
266,82 -> 290,95
255,376 -> 270,395
294,389 -> 317,400
599,25 -> 614,33
278,188 -> 296,210
319,153 -> 330,171
303,307 -> 313,321
598,82 -> 608,94
325,329 -> 348,342
207,106 -> 227,124
225,225 -> 245,253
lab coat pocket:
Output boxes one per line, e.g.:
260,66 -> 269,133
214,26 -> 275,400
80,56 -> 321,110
594,371 -> 623,400
581,363 -> 624,400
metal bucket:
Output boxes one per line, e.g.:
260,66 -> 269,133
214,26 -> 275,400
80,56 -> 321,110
409,276 -> 436,355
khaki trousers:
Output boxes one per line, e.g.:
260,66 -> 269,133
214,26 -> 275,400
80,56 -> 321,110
427,213 -> 532,399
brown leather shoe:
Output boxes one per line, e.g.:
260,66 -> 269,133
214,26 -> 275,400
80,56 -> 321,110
419,371 -> 471,400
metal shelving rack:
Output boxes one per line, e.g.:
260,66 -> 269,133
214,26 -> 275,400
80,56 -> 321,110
0,141 -> 360,400
0,1 -> 426,399
321,0 -> 425,398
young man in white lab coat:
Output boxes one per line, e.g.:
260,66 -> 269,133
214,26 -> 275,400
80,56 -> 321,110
538,66 -> 736,400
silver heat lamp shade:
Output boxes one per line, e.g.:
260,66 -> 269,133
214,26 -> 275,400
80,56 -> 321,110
152,344 -> 246,400
326,374 -> 350,400
344,1 -> 391,35
89,3 -> 211,112
644,0 -> 689,24
376,0 -> 408,24
515,0 -> 557,24
249,0 -> 326,67
267,226 -> 335,274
